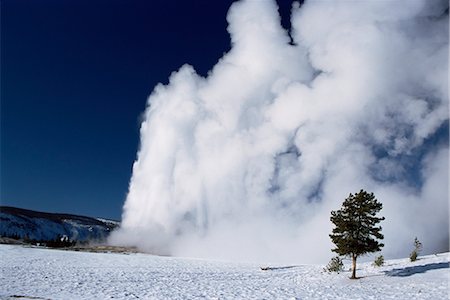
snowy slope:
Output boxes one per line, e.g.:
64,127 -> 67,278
0,245 -> 448,300
0,206 -> 119,243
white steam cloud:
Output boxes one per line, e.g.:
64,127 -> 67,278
110,0 -> 449,264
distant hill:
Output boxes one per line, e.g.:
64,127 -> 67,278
0,206 -> 119,245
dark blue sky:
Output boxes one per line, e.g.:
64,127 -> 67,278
1,0 -> 294,220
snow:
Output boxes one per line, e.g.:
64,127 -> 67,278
0,245 -> 448,299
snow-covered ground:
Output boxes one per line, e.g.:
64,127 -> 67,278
0,244 -> 448,299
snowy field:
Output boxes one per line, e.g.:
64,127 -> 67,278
0,244 -> 448,299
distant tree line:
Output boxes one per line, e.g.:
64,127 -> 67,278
1,232 -> 21,240
1,232 -> 76,248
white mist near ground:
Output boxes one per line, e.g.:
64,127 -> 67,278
109,0 -> 449,264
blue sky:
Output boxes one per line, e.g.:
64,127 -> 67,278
1,0 -> 295,220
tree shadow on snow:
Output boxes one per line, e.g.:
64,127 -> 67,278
384,262 -> 449,277
260,265 -> 300,271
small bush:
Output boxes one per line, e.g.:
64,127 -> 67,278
410,237 -> 422,262
410,250 -> 418,262
373,255 -> 384,267
324,256 -> 344,273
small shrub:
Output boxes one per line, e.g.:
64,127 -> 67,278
324,256 -> 344,273
373,255 -> 384,267
410,250 -> 418,262
410,237 -> 422,262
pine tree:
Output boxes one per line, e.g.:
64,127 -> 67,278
373,255 -> 384,267
410,237 -> 422,262
329,189 -> 385,279
324,256 -> 344,273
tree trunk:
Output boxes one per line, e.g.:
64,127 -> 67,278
351,254 -> 357,279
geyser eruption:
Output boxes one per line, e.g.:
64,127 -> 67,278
110,0 -> 449,263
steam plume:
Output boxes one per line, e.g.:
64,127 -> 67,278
110,0 -> 449,264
